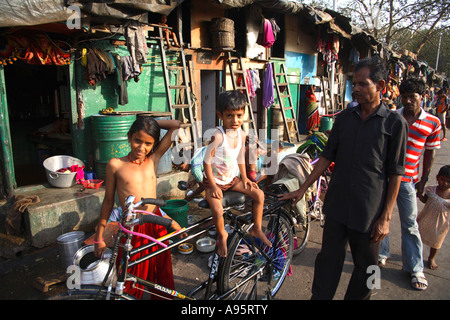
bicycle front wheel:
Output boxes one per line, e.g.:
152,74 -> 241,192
292,208 -> 310,255
218,211 -> 293,300
50,286 -> 128,300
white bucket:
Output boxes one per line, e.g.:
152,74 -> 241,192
43,155 -> 84,188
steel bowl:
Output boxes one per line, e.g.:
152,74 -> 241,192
196,237 -> 216,253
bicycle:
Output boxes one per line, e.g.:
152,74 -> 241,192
56,189 -> 293,300
272,156 -> 331,256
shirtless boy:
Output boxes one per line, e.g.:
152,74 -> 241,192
93,117 -> 181,298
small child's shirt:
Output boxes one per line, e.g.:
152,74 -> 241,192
209,126 -> 242,185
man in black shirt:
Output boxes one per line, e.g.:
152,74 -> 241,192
279,56 -> 408,299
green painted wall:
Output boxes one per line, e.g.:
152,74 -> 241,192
70,40 -> 178,166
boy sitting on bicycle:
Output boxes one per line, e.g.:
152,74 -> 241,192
93,116 -> 182,299
203,90 -> 271,257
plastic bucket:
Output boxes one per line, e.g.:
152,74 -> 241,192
319,116 -> 334,132
92,114 -> 136,180
57,231 -> 85,270
43,155 -> 85,188
161,200 -> 189,228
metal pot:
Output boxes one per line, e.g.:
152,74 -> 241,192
72,245 -> 116,286
43,155 -> 84,188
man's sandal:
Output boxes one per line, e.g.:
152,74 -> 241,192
411,272 -> 428,290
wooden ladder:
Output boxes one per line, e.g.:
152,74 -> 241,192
320,76 -> 333,114
226,52 -> 258,139
156,25 -> 200,155
272,62 -> 301,143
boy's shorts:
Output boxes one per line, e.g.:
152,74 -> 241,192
203,176 -> 240,192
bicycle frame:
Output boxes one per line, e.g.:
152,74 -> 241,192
82,194 -> 291,300
104,201 -> 215,300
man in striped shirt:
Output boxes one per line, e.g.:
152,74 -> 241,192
379,78 -> 441,291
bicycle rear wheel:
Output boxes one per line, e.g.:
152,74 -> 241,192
218,210 -> 293,299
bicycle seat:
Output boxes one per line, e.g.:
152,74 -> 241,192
198,191 -> 246,209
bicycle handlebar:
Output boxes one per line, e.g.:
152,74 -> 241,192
140,197 -> 166,208
139,213 -> 173,228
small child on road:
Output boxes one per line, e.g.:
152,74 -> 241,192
418,165 -> 450,270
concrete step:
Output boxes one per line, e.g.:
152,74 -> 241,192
8,170 -> 189,248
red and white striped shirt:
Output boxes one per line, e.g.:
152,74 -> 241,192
397,108 -> 441,182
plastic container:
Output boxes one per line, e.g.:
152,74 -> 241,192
161,199 -> 189,228
84,171 -> 97,180
43,155 -> 85,188
57,231 -> 85,270
81,179 -> 104,189
319,116 -> 334,132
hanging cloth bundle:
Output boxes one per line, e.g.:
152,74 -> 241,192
257,18 -> 275,48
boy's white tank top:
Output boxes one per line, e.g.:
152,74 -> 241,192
210,126 -> 241,185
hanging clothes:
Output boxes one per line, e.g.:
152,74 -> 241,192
257,18 -> 275,48
84,48 -> 109,85
111,53 -> 128,105
92,48 -> 115,74
263,63 -> 274,109
124,20 -> 149,68
122,55 -> 141,82
246,69 -> 256,101
251,69 -> 261,92
270,18 -> 280,40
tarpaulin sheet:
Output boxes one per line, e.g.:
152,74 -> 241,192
0,0 -> 184,27
0,0 -> 72,27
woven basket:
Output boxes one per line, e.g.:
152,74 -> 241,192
211,31 -> 235,49
210,17 -> 234,33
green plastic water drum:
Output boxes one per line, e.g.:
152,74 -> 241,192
319,116 -> 333,132
92,114 -> 136,180
161,199 -> 189,228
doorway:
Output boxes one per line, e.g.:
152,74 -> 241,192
200,70 -> 220,143
4,61 -> 72,187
